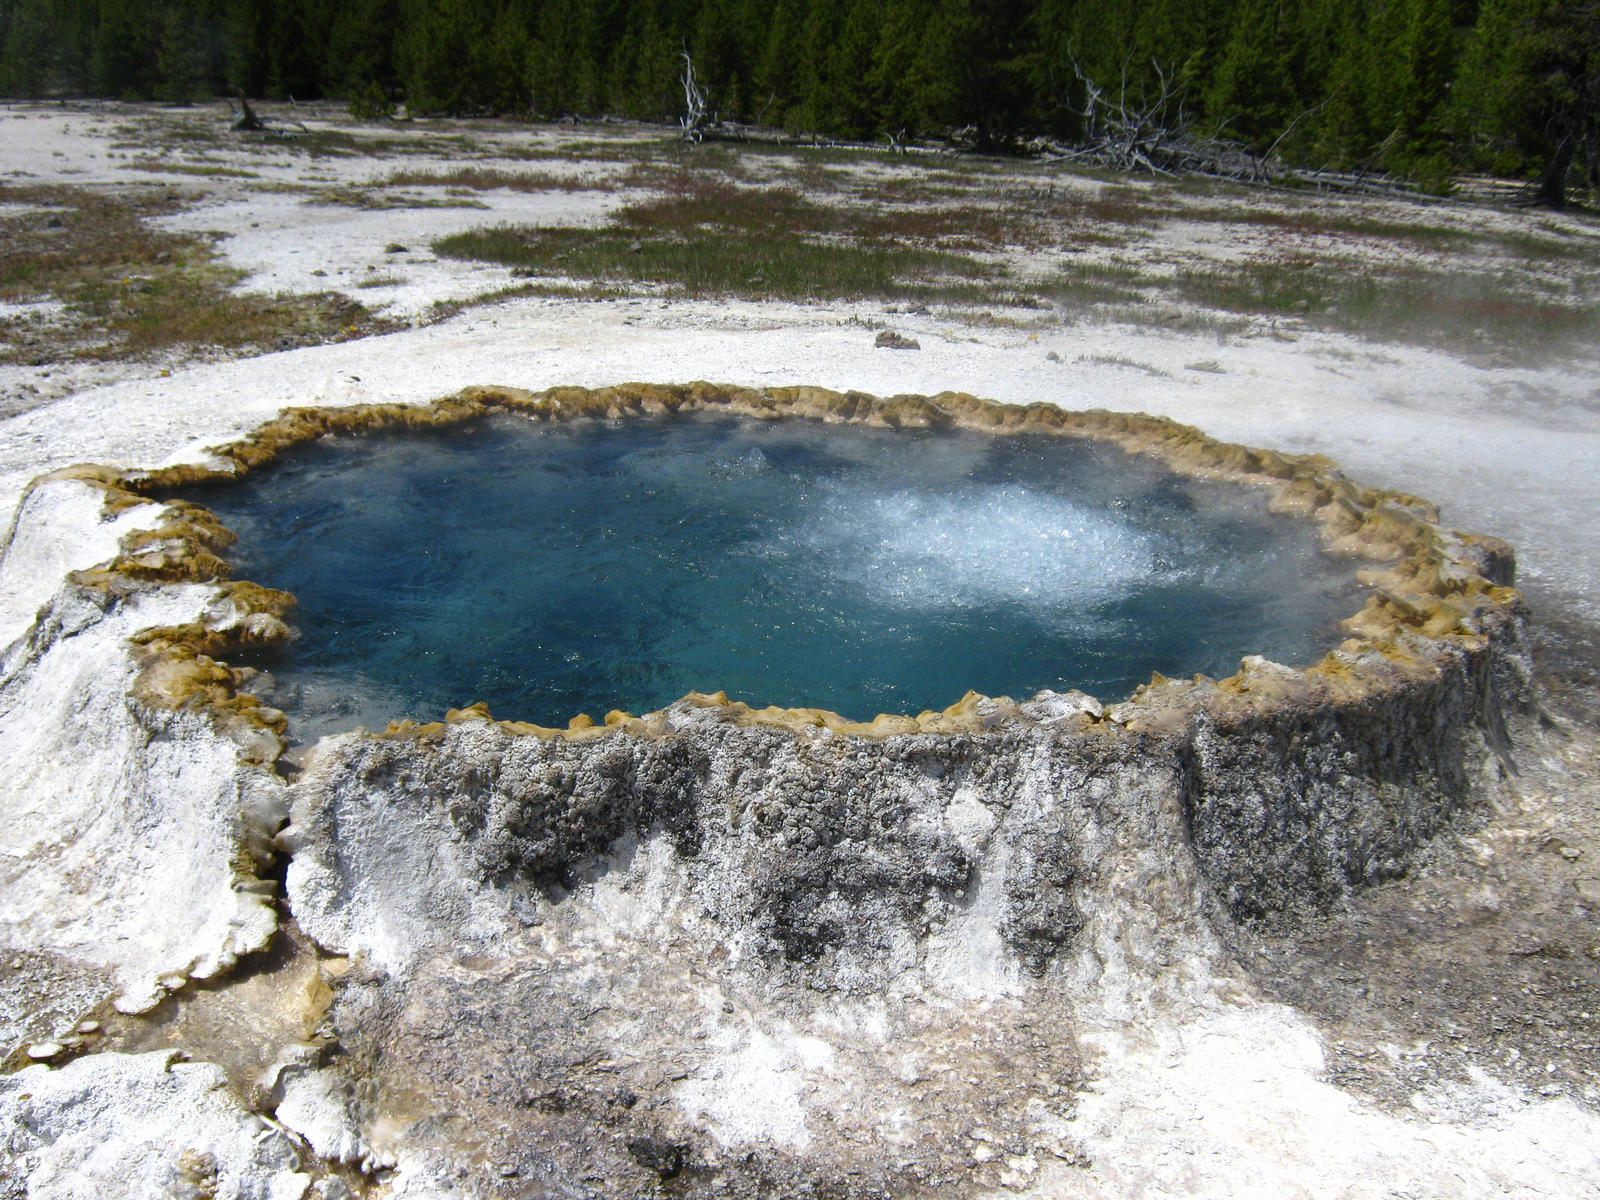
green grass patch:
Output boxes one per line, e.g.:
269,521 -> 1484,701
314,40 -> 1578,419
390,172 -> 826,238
379,167 -> 613,192
0,183 -> 401,365
1077,353 -> 1172,377
1033,261 -> 1151,312
124,158 -> 261,179
1169,258 -> 1600,360
1176,201 -> 1491,251
304,185 -> 489,210
243,128 -> 365,158
858,176 -> 973,204
438,223 -> 996,303
436,171 -> 1008,303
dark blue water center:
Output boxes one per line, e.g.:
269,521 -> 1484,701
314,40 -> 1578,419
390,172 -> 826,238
196,413 -> 1363,740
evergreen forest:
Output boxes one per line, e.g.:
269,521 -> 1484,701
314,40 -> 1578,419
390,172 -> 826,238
0,0 -> 1595,203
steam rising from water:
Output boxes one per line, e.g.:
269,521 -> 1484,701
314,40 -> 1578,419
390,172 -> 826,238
197,414 -> 1360,740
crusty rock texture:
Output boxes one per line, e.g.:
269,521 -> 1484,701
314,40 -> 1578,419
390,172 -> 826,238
285,710 -> 1212,992
276,620 -> 1522,1194
0,384 -> 1540,1197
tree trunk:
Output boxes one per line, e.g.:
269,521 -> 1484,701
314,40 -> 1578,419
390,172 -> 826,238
1536,133 -> 1576,209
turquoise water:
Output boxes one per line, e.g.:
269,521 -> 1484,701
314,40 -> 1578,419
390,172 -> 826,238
195,413 -> 1361,740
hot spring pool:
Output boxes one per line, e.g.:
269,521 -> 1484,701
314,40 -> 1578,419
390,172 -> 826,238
192,411 -> 1363,740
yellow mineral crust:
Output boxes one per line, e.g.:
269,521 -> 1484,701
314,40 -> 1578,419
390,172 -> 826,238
51,382 -> 1522,748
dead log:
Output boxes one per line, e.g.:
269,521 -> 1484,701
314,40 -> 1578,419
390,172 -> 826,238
231,88 -> 264,133
1049,57 -> 1427,198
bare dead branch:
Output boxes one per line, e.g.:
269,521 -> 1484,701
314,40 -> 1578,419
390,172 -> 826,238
1048,56 -> 1424,197
679,49 -> 708,143
1264,97 -> 1332,162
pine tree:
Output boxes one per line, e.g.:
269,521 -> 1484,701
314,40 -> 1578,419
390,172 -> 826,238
823,0 -> 883,136
1203,0 -> 1299,147
157,0 -> 210,102
0,0 -> 53,96
325,0 -> 400,102
483,4 -> 533,113
531,0 -> 608,116
263,0 -> 337,100
868,0 -> 935,138
92,0 -> 160,98
1453,0 -> 1600,206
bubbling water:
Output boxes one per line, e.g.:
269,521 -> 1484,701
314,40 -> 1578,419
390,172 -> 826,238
196,413 -> 1362,741
802,483 -> 1157,609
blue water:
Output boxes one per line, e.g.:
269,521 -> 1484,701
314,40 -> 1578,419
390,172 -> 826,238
194,414 -> 1362,739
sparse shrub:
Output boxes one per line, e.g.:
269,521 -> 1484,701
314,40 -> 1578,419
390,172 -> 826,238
349,80 -> 396,121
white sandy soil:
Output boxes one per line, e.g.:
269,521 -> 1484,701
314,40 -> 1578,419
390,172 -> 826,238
1,100 -> 1598,1199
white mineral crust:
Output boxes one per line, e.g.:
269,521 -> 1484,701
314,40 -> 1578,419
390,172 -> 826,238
0,1051 -> 311,1198
0,570 -> 284,1014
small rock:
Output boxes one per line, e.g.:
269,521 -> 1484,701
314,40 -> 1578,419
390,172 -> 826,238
26,1042 -> 65,1061
1542,836 -> 1585,861
1574,878 -> 1600,903
177,1149 -> 217,1184
310,269 -> 327,277
875,330 -> 920,350
1185,359 -> 1224,373
1021,689 -> 1102,725
385,243 -> 409,253
1046,350 -> 1061,362
626,1136 -> 685,1180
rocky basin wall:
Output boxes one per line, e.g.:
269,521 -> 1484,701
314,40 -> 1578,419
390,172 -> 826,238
283,705 -> 1210,993
282,608 -> 1525,1005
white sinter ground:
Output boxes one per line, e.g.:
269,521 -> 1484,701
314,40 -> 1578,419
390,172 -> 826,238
0,100 -> 1597,1199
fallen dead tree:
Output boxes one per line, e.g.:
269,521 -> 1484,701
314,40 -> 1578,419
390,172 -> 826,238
227,89 -> 310,137
666,51 -> 1429,197
1040,57 -> 1430,199
229,88 -> 264,132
